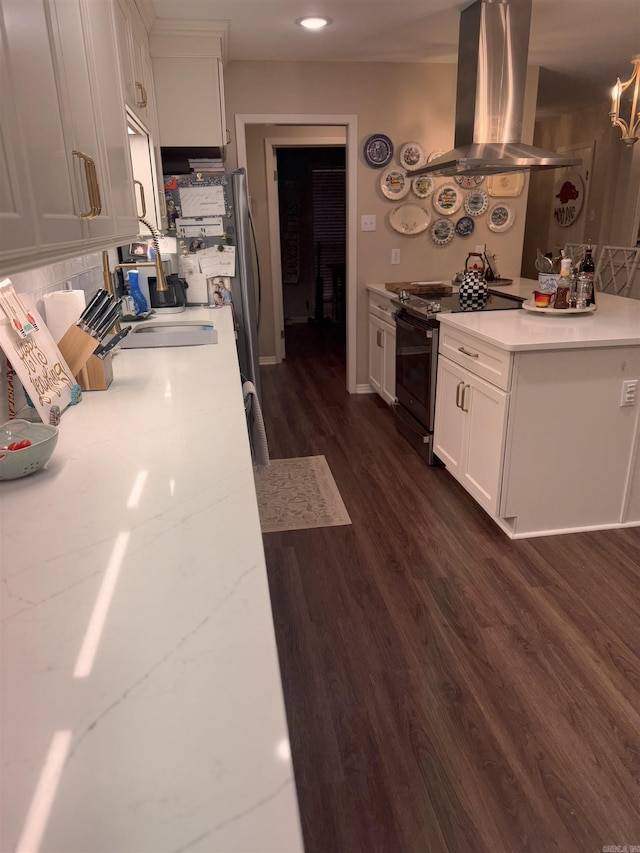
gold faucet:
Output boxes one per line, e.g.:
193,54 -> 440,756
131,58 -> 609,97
101,249 -> 168,295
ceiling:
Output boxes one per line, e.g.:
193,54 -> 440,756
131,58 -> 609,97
150,0 -> 640,114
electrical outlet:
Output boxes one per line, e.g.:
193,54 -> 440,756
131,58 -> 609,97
475,244 -> 486,255
361,214 -> 376,231
391,248 -> 401,265
620,379 -> 638,407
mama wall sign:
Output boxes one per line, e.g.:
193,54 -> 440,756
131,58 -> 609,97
552,171 -> 584,228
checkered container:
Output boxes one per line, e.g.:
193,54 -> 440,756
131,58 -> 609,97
458,252 -> 488,311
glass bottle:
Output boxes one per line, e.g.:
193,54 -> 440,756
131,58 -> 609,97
579,242 -> 595,305
553,258 -> 572,309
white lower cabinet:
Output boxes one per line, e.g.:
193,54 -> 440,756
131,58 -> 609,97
434,354 -> 508,514
368,290 -> 396,405
434,321 -> 640,537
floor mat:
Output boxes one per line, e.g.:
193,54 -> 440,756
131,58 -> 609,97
254,455 -> 352,533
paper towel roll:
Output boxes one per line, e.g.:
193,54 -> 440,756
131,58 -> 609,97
43,290 -> 86,343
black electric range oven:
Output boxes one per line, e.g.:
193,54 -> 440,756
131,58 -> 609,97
392,291 -> 522,464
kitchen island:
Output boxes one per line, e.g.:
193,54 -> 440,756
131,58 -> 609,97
434,283 -> 640,538
0,307 -> 304,852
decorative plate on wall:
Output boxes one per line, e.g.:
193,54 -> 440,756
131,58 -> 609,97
433,183 -> 462,215
412,175 -> 435,199
364,134 -> 394,168
486,172 -> 524,197
399,142 -> 426,171
455,215 -> 475,237
454,175 -> 485,189
463,189 -> 489,216
427,149 -> 445,163
380,167 -> 410,200
487,203 -> 515,232
389,203 -> 431,235
430,217 -> 455,245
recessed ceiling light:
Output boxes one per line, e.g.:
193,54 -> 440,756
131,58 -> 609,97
296,16 -> 332,30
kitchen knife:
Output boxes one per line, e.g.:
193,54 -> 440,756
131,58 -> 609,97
86,296 -> 119,337
77,289 -> 110,331
93,301 -> 123,340
93,325 -> 132,359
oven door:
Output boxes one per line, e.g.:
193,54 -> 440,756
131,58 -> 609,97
395,310 -> 439,431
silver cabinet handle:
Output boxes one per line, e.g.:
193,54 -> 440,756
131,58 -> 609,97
458,346 -> 479,358
461,384 -> 470,412
455,380 -> 464,408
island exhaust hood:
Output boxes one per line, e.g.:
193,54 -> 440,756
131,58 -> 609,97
415,0 -> 581,177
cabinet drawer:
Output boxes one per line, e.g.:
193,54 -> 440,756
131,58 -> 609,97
368,290 -> 396,324
439,326 -> 512,390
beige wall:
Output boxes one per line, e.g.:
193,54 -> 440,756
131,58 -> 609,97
224,60 -> 539,384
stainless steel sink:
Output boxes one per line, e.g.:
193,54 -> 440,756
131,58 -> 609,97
119,320 -> 217,348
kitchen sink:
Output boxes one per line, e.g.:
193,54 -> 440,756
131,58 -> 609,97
119,320 -> 217,348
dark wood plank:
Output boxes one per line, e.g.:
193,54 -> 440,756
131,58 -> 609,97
260,323 -> 640,852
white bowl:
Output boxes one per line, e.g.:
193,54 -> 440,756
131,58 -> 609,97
0,419 -> 59,480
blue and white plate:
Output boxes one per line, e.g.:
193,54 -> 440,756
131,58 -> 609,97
430,217 -> 455,245
455,215 -> 475,237
364,134 -> 393,168
464,189 -> 489,216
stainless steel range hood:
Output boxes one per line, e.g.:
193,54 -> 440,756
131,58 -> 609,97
415,0 -> 581,177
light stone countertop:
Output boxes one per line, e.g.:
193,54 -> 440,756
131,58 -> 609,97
0,306 -> 304,853
366,278 -> 640,351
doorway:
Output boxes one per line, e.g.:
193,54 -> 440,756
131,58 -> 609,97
276,146 -> 346,348
235,113 -> 358,394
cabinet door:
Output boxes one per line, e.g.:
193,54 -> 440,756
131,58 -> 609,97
0,11 -> 39,259
368,314 -> 383,396
461,372 -> 508,514
83,0 -> 138,241
433,355 -> 467,476
381,323 -> 397,405
0,0 -> 86,253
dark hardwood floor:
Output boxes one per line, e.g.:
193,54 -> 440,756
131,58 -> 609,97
260,323 -> 640,853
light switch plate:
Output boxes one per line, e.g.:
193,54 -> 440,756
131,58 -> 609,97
391,249 -> 400,265
361,214 -> 376,231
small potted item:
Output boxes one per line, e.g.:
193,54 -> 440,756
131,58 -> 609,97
458,252 -> 488,311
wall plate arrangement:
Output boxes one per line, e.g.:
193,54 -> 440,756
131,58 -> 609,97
364,134 -> 394,168
430,217 -> 455,245
455,215 -> 475,237
399,141 -> 426,171
427,149 -> 445,163
380,166 -> 410,200
487,203 -> 515,232
455,175 -> 485,189
389,202 -> 431,235
412,175 -> 435,199
486,172 -> 524,197
463,189 -> 489,216
433,183 -> 462,216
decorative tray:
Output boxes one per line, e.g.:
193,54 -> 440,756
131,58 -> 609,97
522,299 -> 597,315
385,281 -> 453,296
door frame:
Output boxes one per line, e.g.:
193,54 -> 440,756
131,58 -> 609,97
264,134 -> 347,362
236,113 -> 358,394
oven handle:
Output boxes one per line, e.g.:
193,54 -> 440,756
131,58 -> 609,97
395,312 -> 436,337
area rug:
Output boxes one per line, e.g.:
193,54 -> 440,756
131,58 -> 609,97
254,455 -> 352,533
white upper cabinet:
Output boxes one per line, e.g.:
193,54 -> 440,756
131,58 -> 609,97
150,21 -> 228,148
0,0 -> 138,277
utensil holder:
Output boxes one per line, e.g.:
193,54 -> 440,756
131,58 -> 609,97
57,324 -> 113,391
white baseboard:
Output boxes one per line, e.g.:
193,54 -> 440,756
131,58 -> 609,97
356,383 -> 375,394
259,356 -> 278,366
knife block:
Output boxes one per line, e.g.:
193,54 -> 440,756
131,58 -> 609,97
78,353 -> 114,392
57,324 -> 113,391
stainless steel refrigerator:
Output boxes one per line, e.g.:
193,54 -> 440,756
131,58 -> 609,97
165,168 -> 261,401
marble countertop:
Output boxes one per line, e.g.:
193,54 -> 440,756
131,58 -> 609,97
0,307 -> 303,853
367,279 -> 640,351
